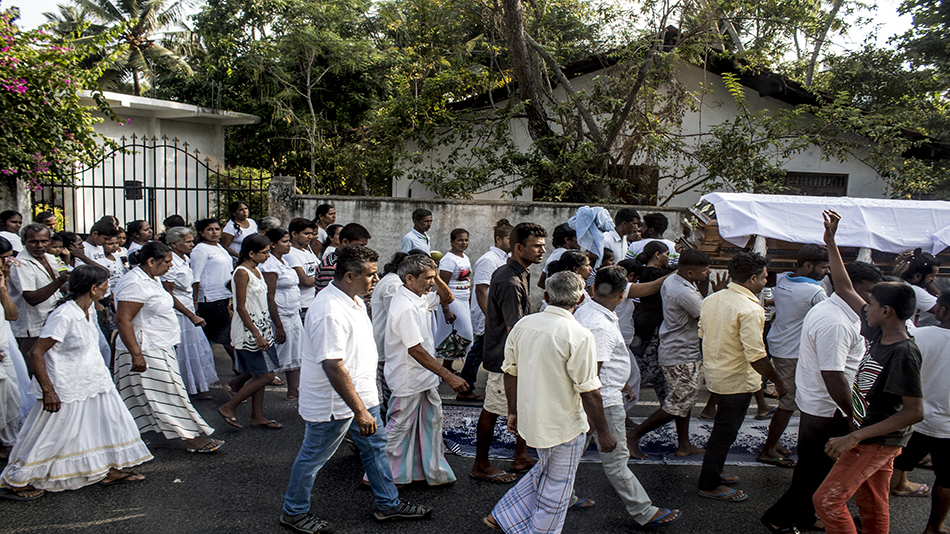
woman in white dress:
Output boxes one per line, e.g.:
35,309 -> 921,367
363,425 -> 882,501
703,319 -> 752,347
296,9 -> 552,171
260,228 -> 303,400
114,242 -> 223,454
221,201 -> 258,262
217,234 -> 281,430
434,229 -> 474,371
191,219 -> 236,367
1,266 -> 152,500
0,237 -> 20,463
161,227 -> 219,400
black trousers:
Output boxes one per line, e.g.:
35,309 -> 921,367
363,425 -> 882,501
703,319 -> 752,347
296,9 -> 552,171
894,431 -> 949,488
698,392 -> 753,491
761,411 -> 850,528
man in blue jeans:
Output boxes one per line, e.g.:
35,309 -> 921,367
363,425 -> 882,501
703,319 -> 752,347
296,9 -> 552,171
280,245 -> 432,534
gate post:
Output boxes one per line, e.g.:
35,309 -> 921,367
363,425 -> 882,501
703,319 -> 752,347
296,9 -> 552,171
268,176 -> 297,226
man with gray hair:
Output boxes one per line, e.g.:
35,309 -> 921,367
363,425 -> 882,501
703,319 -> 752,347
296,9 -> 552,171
484,271 -> 617,533
574,266 -> 681,527
10,223 -> 70,355
382,254 -> 466,486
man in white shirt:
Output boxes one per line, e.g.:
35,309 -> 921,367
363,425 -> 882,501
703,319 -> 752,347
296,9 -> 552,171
280,245 -> 433,533
625,213 -> 677,261
759,244 -> 830,467
400,208 -> 432,253
484,271 -> 617,533
575,266 -> 681,528
604,208 -> 640,263
459,219 -> 512,401
383,255 -> 466,486
890,290 -> 950,533
10,224 -> 69,355
761,261 -> 883,533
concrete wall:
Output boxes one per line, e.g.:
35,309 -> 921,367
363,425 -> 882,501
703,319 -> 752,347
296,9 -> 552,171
270,177 -> 688,307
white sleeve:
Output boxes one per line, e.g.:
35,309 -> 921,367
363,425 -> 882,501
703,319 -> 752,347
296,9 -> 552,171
190,246 -> 208,284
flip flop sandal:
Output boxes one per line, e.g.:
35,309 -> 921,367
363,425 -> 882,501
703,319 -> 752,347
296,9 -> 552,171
697,413 -> 716,420
757,456 -> 797,468
569,496 -> 595,510
483,514 -> 502,530
187,439 -> 224,453
270,377 -> 286,386
892,484 -> 931,497
224,385 -> 247,404
100,471 -> 145,486
755,407 -> 778,420
721,473 -> 740,484
219,411 -> 243,429
510,464 -> 536,474
252,420 -> 283,430
0,488 -> 45,501
469,472 -> 517,484
698,488 -> 748,502
636,508 -> 682,527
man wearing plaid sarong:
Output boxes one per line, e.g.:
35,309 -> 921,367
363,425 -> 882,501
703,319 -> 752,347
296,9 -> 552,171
483,271 -> 617,534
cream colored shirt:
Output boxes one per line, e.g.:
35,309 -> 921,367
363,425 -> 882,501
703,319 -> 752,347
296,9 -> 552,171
698,283 -> 767,395
502,305 -> 602,449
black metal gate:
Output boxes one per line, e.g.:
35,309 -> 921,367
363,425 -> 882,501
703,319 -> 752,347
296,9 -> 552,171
30,135 -> 270,234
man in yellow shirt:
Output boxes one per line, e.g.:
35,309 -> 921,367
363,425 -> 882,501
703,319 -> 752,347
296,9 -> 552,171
697,252 -> 787,502
483,271 -> 617,533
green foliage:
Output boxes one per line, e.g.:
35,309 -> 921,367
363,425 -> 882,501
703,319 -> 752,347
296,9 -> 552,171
0,8 -> 120,192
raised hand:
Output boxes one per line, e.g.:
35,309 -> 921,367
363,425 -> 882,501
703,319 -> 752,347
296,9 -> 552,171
823,210 -> 841,244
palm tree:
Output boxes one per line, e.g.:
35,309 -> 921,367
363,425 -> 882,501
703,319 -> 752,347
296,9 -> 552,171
73,0 -> 194,96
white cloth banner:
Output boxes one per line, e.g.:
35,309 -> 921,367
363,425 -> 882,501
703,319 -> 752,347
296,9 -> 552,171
701,192 -> 950,255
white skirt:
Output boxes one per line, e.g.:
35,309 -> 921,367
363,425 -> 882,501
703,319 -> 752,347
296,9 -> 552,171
434,290 -> 473,359
0,389 -> 152,491
175,314 -> 219,395
114,346 -> 214,440
275,312 -> 303,372
0,353 -> 20,447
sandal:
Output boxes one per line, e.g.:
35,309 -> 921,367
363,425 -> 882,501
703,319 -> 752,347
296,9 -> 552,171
483,514 -> 502,530
757,456 -> 797,468
0,487 -> 45,501
569,496 -> 595,510
270,377 -> 286,386
279,512 -> 334,533
892,483 -> 931,497
218,410 -> 243,429
186,439 -> 224,453
469,472 -> 517,484
697,488 -> 748,502
100,470 -> 145,486
252,420 -> 283,430
636,508 -> 682,527
755,407 -> 778,420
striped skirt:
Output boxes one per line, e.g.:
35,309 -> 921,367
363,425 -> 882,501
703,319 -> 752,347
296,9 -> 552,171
492,433 -> 586,534
384,388 -> 455,486
114,346 -> 214,440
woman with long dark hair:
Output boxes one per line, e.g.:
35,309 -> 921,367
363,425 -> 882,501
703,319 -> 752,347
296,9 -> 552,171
113,242 -> 223,454
1,265 -> 152,499
221,201 -> 257,261
218,234 -> 281,429
191,219 -> 236,366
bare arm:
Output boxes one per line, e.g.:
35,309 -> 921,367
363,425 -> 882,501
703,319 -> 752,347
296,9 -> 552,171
408,343 -> 467,391
263,271 -> 286,343
750,357 -> 787,398
323,359 -> 376,436
580,389 -> 617,452
162,280 -> 204,326
537,271 -> 547,289
23,272 -> 69,306
823,210 -> 865,315
504,371 -> 519,435
292,265 -> 315,288
821,370 -> 854,424
220,233 -> 239,258
825,396 -> 924,459
115,300 -> 147,372
234,268 -> 268,350
0,270 -> 16,321
27,337 -> 60,412
625,273 -> 671,299
476,284 -> 490,314
433,271 -> 454,305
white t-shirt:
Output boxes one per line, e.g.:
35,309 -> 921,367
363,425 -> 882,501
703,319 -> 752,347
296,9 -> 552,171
439,252 -> 472,292
114,267 -> 181,352
767,272 -> 827,358
222,219 -> 258,256
626,238 -> 677,259
299,282 -> 379,422
29,300 -> 114,403
542,247 -> 568,275
260,254 -> 301,317
160,253 -> 195,313
603,230 -> 627,267
286,246 -> 319,309
82,241 -> 107,266
470,247 -> 508,336
574,299 -> 630,408
795,293 -> 864,418
614,286 -> 635,346
103,254 -> 127,296
909,325 -> 950,438
127,241 -> 144,255
384,286 -> 441,397
911,284 -> 938,327
190,242 -> 233,302
371,272 -> 403,361
0,230 -> 22,253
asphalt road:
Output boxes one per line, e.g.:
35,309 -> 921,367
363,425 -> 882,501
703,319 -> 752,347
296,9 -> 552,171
0,348 -> 936,534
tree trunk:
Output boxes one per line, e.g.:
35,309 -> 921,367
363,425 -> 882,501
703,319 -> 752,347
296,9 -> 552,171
806,0 -> 844,86
133,71 -> 141,96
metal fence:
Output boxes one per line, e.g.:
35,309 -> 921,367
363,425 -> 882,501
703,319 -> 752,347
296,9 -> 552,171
31,135 -> 270,234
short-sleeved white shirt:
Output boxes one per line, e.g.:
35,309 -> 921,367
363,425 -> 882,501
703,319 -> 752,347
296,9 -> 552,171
795,293 -> 864,417
574,299 -> 630,408
911,284 -> 938,326
603,230 -> 627,267
260,254 -> 301,316
371,272 -> 403,361
299,282 -> 379,422
542,247 -> 567,275
400,229 -> 430,253
439,252 -> 471,292
286,245 -> 319,308
82,241 -> 106,266
103,254 -> 127,296
614,287 -> 636,346
0,230 -> 22,253
384,285 -> 441,397
767,272 -> 827,358
470,246 -> 508,336
190,242 -> 233,302
114,267 -> 181,351
626,238 -> 677,259
160,253 -> 195,313
9,250 -> 60,337
222,219 -> 258,256
908,326 -> 950,438
29,300 -> 114,403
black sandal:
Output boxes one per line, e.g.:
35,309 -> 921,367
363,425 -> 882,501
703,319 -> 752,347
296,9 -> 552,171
279,512 -> 334,533
761,517 -> 801,534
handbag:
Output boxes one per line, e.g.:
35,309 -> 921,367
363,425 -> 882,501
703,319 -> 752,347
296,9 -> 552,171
436,329 -> 471,360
